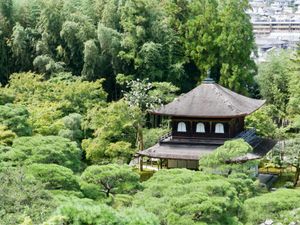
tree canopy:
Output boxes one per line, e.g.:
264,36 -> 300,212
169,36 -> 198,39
0,0 -> 256,95
81,164 -> 141,197
0,135 -> 82,171
133,169 -> 258,225
0,1 -> 299,225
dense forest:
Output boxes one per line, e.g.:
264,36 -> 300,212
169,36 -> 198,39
0,0 -> 257,97
0,0 -> 300,224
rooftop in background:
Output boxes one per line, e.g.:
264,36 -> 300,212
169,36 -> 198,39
151,81 -> 265,118
248,0 -> 300,62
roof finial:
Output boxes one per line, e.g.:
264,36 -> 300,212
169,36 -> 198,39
203,69 -> 215,84
207,69 -> 211,78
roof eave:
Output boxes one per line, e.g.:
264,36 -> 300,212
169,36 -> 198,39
246,99 -> 267,115
149,99 -> 267,118
149,111 -> 249,118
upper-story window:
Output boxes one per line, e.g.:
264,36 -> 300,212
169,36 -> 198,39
215,123 -> 224,134
177,122 -> 187,132
196,122 -> 205,133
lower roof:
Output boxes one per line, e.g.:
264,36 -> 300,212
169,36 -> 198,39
138,139 -> 277,162
139,144 -> 218,160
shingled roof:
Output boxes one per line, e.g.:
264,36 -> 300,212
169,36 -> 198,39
151,81 -> 266,118
138,138 -> 277,161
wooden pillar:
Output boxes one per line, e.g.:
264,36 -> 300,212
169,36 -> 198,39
139,156 -> 143,171
160,159 -> 163,169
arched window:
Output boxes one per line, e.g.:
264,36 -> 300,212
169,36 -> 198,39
177,122 -> 187,132
196,122 -> 205,133
215,123 -> 224,134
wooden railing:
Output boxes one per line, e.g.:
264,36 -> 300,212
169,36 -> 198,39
159,131 -> 172,143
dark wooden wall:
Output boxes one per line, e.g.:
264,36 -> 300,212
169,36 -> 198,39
171,116 -> 245,139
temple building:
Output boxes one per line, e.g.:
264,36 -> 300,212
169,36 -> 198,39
138,76 -> 277,170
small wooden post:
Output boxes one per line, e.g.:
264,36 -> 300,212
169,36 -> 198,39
139,156 -> 143,171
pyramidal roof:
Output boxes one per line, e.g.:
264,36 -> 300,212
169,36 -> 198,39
152,80 -> 266,118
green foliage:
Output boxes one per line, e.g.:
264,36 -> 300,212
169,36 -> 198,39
7,72 -> 107,114
0,103 -> 31,136
119,0 -> 186,83
28,101 -> 64,135
143,128 -> 169,149
33,55 -> 64,76
256,50 -> 293,116
199,139 -> 255,175
0,167 -> 56,225
184,0 -> 219,76
49,76 -> 107,114
81,164 -> 141,197
245,105 -> 277,137
267,139 -> 300,186
43,197 -> 159,225
26,163 -> 80,191
58,113 -> 83,143
1,0 -> 255,95
217,0 -> 256,94
4,72 -> 107,136
83,100 -> 140,163
1,2 -> 296,224
81,39 -> 100,79
287,60 -> 300,119
49,198 -> 121,225
133,169 -> 257,225
0,135 -> 82,171
0,86 -> 15,104
7,72 -> 45,103
183,0 -> 255,94
275,208 -> 300,225
123,78 -> 161,110
148,82 -> 179,104
243,189 -> 300,225
119,207 -> 160,225
121,78 -> 180,110
10,23 -> 33,70
0,125 -> 16,145
79,181 -> 106,200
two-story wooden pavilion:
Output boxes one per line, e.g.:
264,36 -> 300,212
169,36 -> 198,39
138,77 -> 276,170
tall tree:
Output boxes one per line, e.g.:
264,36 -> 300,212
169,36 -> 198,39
120,0 -> 186,83
287,51 -> 300,124
0,0 -> 14,83
256,50 -> 293,119
217,0 -> 256,94
183,0 -> 255,94
183,0 -> 220,79
11,23 -> 33,71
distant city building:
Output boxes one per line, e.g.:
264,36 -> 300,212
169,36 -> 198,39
248,0 -> 300,62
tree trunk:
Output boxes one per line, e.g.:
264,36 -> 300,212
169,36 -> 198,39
294,166 -> 300,187
137,123 -> 144,150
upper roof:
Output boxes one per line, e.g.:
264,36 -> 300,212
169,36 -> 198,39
151,80 -> 266,118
